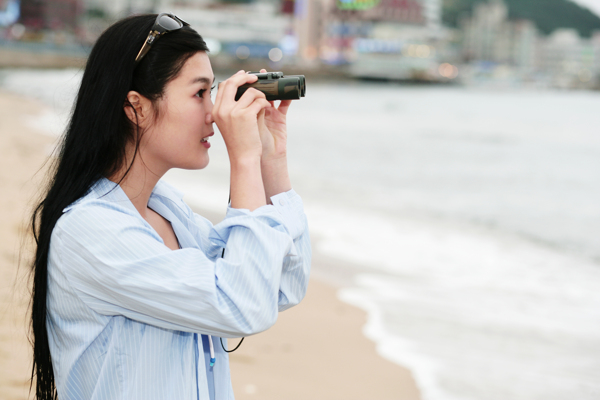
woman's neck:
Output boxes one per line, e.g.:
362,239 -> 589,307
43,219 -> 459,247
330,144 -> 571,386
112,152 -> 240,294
109,159 -> 165,219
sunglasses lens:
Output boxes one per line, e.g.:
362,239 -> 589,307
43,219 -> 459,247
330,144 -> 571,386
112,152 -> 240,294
157,15 -> 182,30
136,14 -> 185,63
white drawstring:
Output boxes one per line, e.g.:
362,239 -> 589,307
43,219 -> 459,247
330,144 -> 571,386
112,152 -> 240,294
208,335 -> 215,367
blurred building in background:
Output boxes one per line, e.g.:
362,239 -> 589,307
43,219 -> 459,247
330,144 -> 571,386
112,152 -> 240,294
86,0 -> 157,15
0,0 -> 20,27
20,0 -> 82,31
1,0 -> 600,88
458,0 -> 600,88
292,0 -> 445,80
461,1 -> 537,69
165,0 -> 293,68
540,28 -> 599,88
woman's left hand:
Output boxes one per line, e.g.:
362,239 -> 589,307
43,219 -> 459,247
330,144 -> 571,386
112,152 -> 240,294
256,69 -> 292,161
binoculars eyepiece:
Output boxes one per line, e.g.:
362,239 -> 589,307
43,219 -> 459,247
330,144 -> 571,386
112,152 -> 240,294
235,72 -> 306,101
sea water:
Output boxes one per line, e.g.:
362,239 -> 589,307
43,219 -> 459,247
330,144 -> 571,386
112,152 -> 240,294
2,69 -> 599,400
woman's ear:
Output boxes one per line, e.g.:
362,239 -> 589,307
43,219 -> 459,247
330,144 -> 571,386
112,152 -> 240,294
124,91 -> 152,127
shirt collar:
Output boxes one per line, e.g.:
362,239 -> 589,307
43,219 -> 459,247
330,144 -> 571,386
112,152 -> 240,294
63,177 -> 185,215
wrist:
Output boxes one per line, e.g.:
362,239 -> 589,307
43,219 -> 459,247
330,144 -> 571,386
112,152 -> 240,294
229,156 -> 266,211
261,158 -> 291,201
261,140 -> 287,162
230,153 -> 262,169
230,155 -> 262,183
261,152 -> 287,166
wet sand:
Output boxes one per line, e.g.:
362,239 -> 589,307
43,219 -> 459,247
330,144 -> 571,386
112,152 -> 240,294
0,89 -> 420,399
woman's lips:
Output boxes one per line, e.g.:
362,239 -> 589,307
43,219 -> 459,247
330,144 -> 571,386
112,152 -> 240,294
200,132 -> 214,148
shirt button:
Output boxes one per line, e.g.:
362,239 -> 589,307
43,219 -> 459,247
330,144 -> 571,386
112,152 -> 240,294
279,198 -> 286,206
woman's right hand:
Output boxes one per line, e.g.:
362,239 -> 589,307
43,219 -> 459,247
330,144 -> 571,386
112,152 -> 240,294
212,70 -> 272,162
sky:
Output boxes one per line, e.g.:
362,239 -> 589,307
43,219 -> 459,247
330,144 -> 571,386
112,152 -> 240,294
571,0 -> 600,16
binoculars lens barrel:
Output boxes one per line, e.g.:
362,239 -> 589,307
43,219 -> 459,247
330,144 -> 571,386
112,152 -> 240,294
234,72 -> 306,102
288,75 -> 306,97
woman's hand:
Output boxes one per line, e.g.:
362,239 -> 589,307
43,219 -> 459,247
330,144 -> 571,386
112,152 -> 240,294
212,70 -> 272,162
212,70 -> 272,211
256,69 -> 292,161
255,69 -> 292,200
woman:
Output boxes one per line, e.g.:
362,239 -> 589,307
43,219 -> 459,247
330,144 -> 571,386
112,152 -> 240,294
29,13 -> 311,400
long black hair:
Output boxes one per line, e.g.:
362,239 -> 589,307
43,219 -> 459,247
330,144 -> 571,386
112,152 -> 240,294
29,14 -> 209,399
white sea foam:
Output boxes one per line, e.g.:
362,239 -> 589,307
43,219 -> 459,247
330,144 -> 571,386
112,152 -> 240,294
169,179 -> 600,399
321,204 -> 600,399
282,85 -> 600,399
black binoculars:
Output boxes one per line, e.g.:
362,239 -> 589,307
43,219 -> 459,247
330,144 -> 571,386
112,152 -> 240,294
235,72 -> 306,101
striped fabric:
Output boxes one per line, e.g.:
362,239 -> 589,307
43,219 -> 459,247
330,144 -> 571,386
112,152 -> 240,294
46,177 -> 311,400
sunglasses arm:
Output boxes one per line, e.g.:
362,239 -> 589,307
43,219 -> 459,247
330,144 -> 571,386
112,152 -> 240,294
135,30 -> 161,63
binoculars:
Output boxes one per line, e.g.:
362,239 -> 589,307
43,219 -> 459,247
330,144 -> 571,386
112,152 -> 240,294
235,72 -> 306,101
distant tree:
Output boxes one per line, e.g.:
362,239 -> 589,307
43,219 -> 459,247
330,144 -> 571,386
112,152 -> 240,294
442,0 -> 600,37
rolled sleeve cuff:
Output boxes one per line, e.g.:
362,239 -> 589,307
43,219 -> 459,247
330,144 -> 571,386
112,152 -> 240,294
226,189 -> 306,240
269,189 -> 305,239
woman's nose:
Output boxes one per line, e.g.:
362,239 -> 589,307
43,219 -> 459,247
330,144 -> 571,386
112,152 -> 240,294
205,112 -> 214,125
206,96 -> 215,125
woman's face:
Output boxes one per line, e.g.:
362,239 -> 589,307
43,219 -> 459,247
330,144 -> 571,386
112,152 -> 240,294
141,51 -> 215,173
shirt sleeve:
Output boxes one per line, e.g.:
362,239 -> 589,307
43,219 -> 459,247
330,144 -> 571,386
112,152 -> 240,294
220,189 -> 312,312
51,195 -> 305,338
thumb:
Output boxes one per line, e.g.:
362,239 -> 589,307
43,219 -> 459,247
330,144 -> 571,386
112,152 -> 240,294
257,109 -> 268,137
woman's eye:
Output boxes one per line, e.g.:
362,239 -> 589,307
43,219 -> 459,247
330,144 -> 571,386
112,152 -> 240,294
196,86 -> 215,99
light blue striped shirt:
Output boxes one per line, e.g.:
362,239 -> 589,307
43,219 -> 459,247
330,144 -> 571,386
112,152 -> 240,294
47,177 -> 311,400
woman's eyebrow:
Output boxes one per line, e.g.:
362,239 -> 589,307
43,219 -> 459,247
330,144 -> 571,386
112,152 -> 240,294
190,76 -> 215,85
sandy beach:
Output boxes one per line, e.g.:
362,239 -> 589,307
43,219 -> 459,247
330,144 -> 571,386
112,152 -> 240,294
0,89 -> 420,399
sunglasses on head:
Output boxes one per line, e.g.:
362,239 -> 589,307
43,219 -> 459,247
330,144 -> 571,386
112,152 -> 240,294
135,13 -> 189,64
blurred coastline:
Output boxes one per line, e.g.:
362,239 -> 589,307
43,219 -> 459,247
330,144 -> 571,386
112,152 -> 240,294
2,0 -> 600,88
0,42 -> 86,67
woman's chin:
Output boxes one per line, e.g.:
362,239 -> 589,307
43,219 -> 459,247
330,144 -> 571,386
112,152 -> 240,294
181,157 -> 209,171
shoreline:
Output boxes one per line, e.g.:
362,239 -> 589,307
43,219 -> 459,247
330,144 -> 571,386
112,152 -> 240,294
0,90 -> 421,399
196,209 -> 421,400
228,276 -> 420,400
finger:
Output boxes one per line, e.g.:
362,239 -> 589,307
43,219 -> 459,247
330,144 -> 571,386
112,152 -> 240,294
260,68 -> 267,73
258,108 -> 266,121
236,87 -> 267,110
257,108 -> 270,140
219,70 -> 251,98
277,100 -> 292,115
248,98 -> 272,115
214,70 -> 245,108
219,71 -> 259,104
257,108 -> 266,129
213,69 -> 244,111
213,82 -> 224,113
